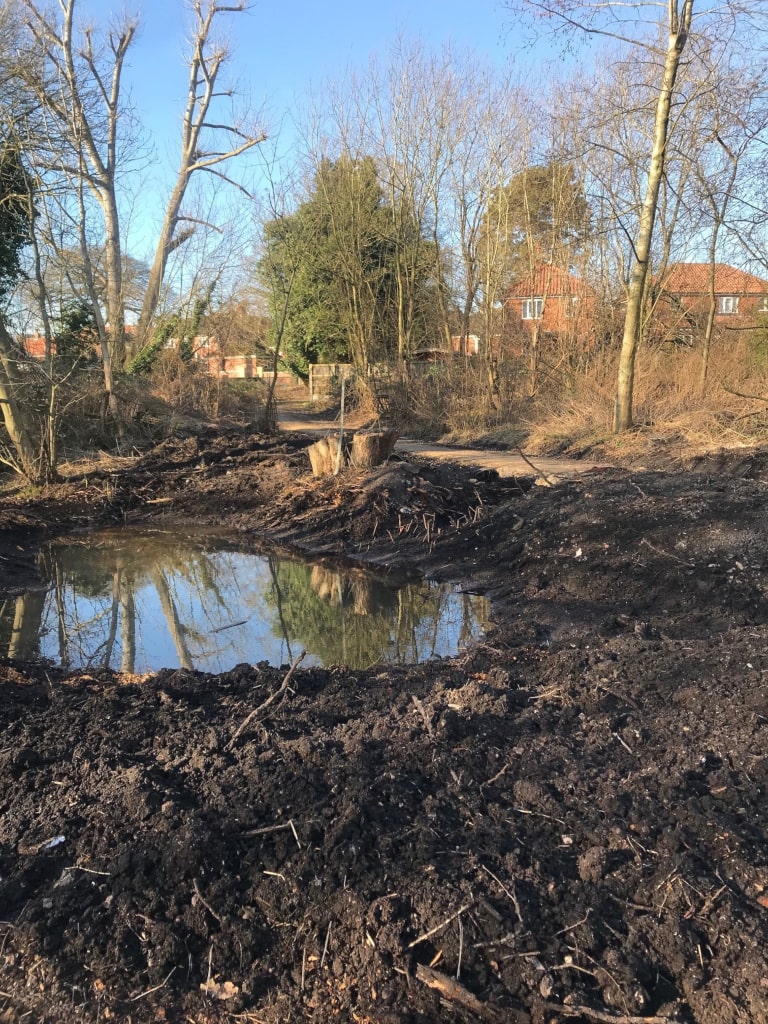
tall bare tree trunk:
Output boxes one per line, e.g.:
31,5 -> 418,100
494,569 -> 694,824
136,173 -> 191,347
102,190 -> 126,366
614,0 -> 693,431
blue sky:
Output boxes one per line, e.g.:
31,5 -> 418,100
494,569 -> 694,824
75,0 -> 519,255
124,0 -> 514,118
118,0 -> 517,162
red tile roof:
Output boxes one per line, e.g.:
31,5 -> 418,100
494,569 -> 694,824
507,265 -> 590,298
661,263 -> 768,295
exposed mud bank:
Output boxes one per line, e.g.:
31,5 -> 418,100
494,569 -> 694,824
1,429 -> 767,1023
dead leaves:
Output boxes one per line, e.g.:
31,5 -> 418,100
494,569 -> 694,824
199,978 -> 240,1001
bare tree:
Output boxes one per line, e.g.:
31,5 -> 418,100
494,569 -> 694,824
571,39 -> 703,363
134,0 -> 266,349
443,61 -> 528,401
0,322 -> 42,479
20,0 -> 137,384
18,0 -> 264,367
356,41 -> 456,363
0,5 -> 58,482
309,41 -> 448,365
504,0 -> 768,430
688,62 -> 768,390
319,41 -> 530,406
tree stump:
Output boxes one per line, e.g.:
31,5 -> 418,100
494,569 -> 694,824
307,438 -> 338,477
307,430 -> 398,476
349,429 -> 399,470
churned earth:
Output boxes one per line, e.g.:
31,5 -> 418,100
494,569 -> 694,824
1,424 -> 767,1024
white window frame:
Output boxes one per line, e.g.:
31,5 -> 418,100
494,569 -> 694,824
718,295 -> 739,315
565,296 -> 580,318
758,295 -> 768,313
522,297 -> 544,320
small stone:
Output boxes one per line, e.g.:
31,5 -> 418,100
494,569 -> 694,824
578,846 -> 608,883
539,974 -> 554,998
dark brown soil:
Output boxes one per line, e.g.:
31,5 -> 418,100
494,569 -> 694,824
1,427 -> 768,1024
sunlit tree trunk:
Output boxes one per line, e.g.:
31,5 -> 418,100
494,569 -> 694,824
614,0 -> 694,431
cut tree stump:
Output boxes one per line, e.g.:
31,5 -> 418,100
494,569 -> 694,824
307,430 -> 398,476
349,430 -> 399,470
307,438 -> 338,477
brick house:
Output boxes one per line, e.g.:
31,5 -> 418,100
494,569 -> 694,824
22,331 -> 49,358
653,263 -> 768,344
451,334 -> 480,356
504,264 -> 597,357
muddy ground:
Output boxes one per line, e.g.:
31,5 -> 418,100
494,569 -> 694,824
1,426 -> 767,1024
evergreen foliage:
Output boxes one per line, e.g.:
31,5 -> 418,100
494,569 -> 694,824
55,300 -> 98,362
127,315 -> 180,375
0,143 -> 32,304
258,155 -> 437,376
481,160 -> 591,290
127,283 -> 215,374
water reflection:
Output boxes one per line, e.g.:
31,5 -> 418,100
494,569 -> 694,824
0,529 -> 489,672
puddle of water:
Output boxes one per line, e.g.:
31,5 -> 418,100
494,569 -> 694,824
0,528 -> 489,672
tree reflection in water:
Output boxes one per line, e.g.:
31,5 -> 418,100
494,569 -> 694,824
0,528 -> 488,672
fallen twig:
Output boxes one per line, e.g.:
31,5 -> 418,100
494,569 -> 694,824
411,694 -> 434,737
541,1002 -> 673,1023
241,818 -> 313,840
129,966 -> 176,1001
481,864 -> 524,926
554,908 -> 591,937
481,761 -> 512,788
408,901 -> 475,949
415,964 -> 530,1023
226,652 -> 306,750
456,913 -> 464,980
639,538 -> 694,567
515,447 -> 558,485
613,731 -> 635,755
193,878 -> 223,924
320,922 -> 332,968
289,819 -> 302,849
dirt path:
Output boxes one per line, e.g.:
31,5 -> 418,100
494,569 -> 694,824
276,403 -> 606,478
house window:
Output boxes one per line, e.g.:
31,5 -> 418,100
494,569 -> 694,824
565,296 -> 580,318
718,295 -> 739,315
522,298 -> 544,320
758,296 -> 768,313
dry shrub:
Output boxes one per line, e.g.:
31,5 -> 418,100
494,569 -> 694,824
629,338 -> 768,451
524,334 -> 768,457
147,353 -> 269,425
149,353 -> 227,419
57,357 -> 270,455
367,335 -> 768,457
28,364 -> 117,455
385,358 -> 524,438
346,374 -> 382,419
524,391 -> 615,455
